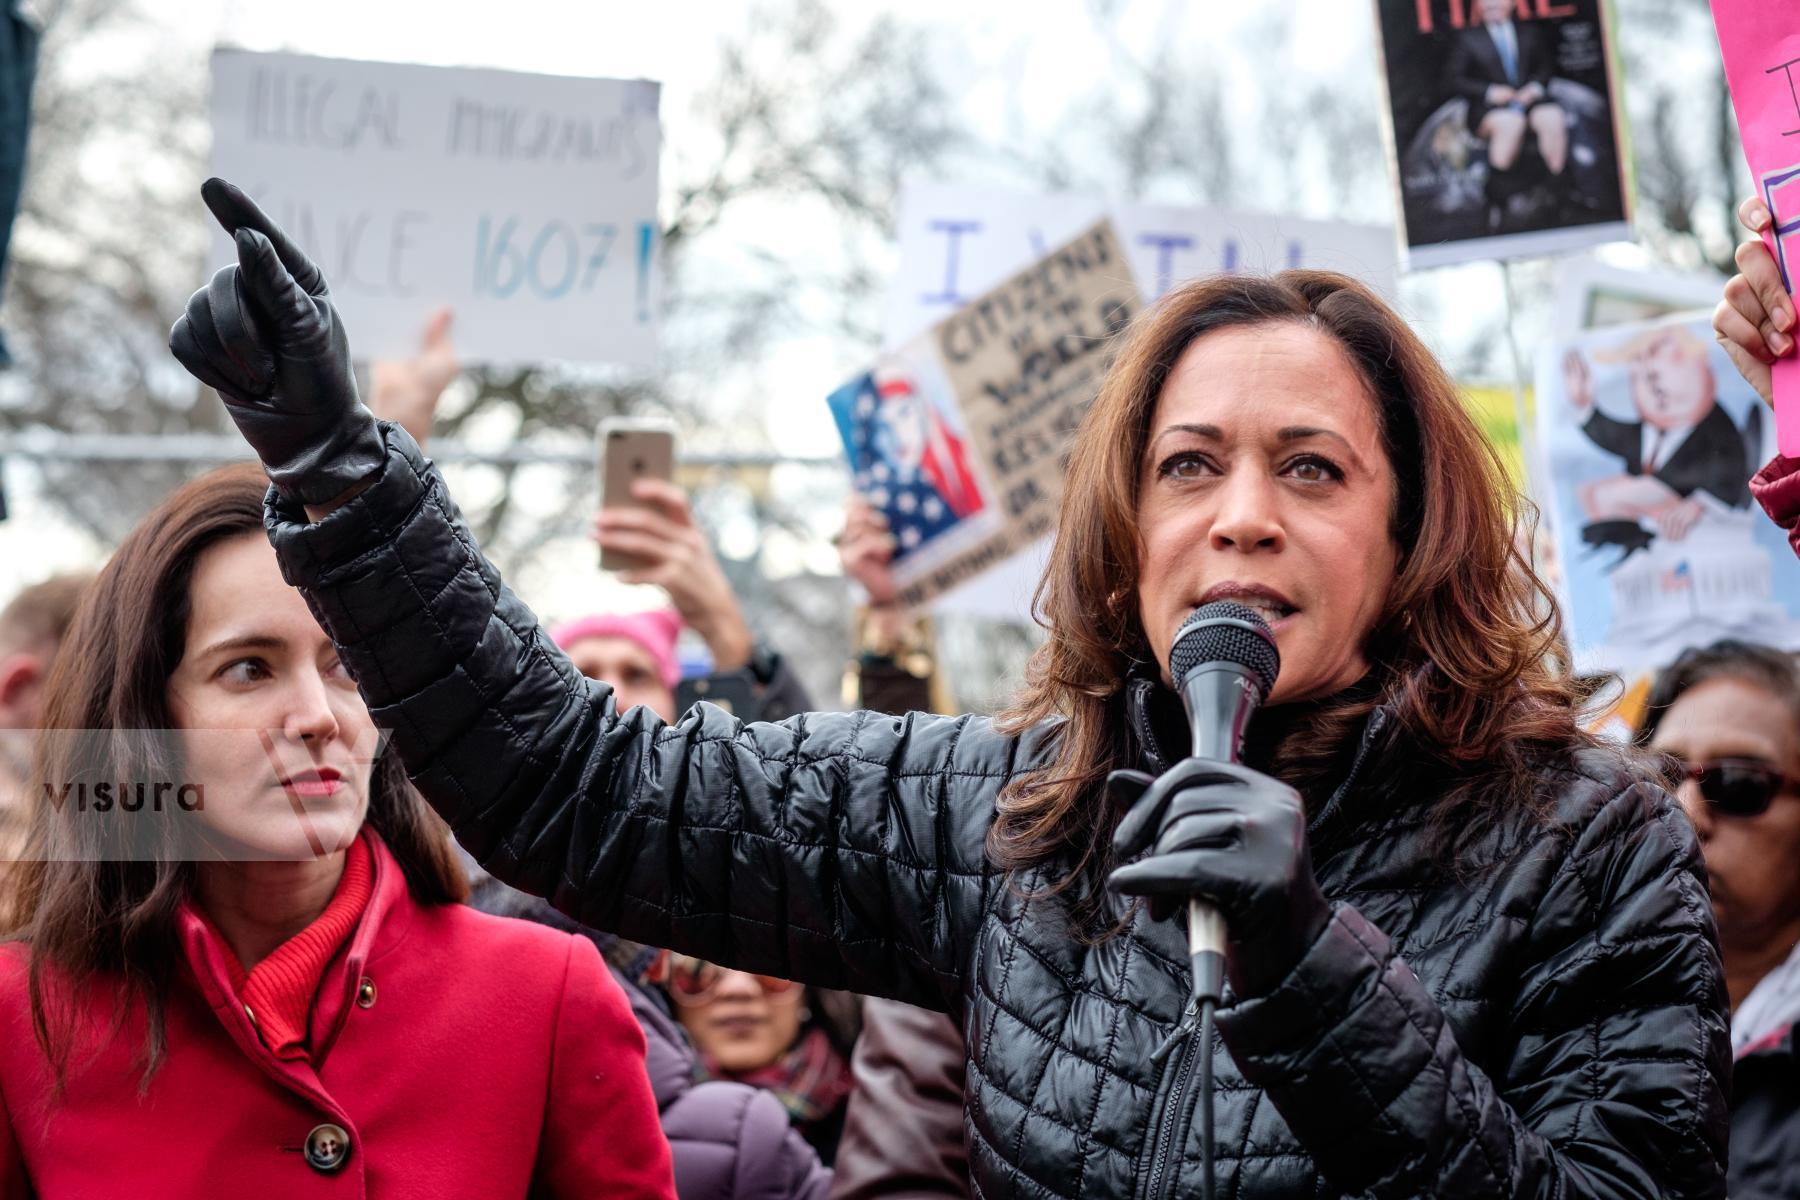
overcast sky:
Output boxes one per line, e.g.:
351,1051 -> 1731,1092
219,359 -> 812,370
202,0 -> 1369,98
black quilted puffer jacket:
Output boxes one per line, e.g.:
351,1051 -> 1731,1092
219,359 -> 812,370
269,425 -> 1731,1199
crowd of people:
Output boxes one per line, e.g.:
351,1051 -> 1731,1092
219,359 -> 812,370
0,175 -> 1796,1197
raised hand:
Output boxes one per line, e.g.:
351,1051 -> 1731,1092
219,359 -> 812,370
592,478 -> 754,671
168,177 -> 386,505
1714,196 -> 1794,409
838,498 -> 901,608
370,307 -> 458,448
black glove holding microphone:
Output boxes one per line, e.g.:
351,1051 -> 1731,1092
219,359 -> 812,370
169,178 -> 385,506
1106,738 -> 1331,1000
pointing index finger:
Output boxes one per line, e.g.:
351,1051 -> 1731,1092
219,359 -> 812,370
200,177 -> 324,294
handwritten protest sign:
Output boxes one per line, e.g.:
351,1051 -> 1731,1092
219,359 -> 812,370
830,221 -> 1138,610
883,183 -> 1394,347
1711,1 -> 1800,454
209,50 -> 661,367
1371,0 -> 1632,270
1535,312 -> 1800,677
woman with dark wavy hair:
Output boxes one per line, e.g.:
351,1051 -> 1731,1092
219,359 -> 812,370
0,464 -> 673,1198
171,178 -> 1729,1198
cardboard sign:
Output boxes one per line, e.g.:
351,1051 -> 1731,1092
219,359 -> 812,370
209,49 -> 662,367
1535,312 -> 1800,676
883,183 -> 1395,347
1710,0 -> 1800,454
1370,0 -> 1632,270
830,220 -> 1139,609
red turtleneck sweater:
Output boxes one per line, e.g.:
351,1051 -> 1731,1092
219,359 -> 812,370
200,831 -> 375,1062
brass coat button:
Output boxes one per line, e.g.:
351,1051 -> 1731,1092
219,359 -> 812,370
304,1123 -> 351,1173
356,977 -> 376,1009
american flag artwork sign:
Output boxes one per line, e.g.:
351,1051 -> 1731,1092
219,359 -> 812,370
827,220 -> 1139,609
831,362 -> 988,561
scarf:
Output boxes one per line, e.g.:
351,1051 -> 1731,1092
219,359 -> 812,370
1733,934 -> 1800,1057
699,1025 -> 855,1127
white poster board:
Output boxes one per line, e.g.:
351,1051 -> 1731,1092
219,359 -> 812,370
884,182 -> 1398,347
209,49 -> 662,367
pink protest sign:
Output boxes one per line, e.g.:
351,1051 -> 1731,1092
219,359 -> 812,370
1712,0 -> 1800,454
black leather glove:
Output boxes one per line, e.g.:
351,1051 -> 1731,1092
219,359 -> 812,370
1107,759 -> 1331,998
168,177 -> 385,505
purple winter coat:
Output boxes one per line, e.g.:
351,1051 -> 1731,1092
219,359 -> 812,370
620,965 -> 833,1200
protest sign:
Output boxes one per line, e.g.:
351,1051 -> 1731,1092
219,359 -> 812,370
830,220 -> 1138,611
1535,312 -> 1800,678
1371,0 -> 1632,270
883,183 -> 1395,347
1710,0 -> 1800,455
1550,257 -> 1724,332
209,49 -> 662,367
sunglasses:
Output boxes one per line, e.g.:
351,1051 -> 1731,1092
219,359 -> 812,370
657,953 -> 799,1006
1659,755 -> 1800,818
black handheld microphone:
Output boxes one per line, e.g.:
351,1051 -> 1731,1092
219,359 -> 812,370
1166,600 -> 1281,1004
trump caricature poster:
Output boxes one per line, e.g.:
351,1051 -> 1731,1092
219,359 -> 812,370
1536,313 -> 1800,677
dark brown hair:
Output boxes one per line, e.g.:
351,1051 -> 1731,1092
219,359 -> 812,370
1640,640 -> 1800,744
993,271 -> 1593,907
2,463 -> 467,1086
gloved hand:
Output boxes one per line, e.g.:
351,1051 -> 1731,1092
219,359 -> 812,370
1107,759 -> 1331,998
168,177 -> 385,505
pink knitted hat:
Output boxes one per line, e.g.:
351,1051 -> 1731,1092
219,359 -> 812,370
549,608 -> 684,688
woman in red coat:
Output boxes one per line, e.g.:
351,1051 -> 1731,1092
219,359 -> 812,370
0,464 -> 675,1199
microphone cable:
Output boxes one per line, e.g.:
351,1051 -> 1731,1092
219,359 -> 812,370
1160,599 -> 1282,1200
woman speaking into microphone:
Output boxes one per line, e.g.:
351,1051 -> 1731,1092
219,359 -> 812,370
171,179 -> 1729,1198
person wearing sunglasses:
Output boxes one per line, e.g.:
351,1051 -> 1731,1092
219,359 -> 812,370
1642,639 -> 1800,1200
654,953 -> 860,1167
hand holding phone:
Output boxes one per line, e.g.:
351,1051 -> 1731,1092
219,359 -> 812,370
598,419 -> 676,572
592,424 -> 756,673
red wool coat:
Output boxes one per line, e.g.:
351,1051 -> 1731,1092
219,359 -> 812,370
1752,451 -> 1800,560
0,832 -> 676,1199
